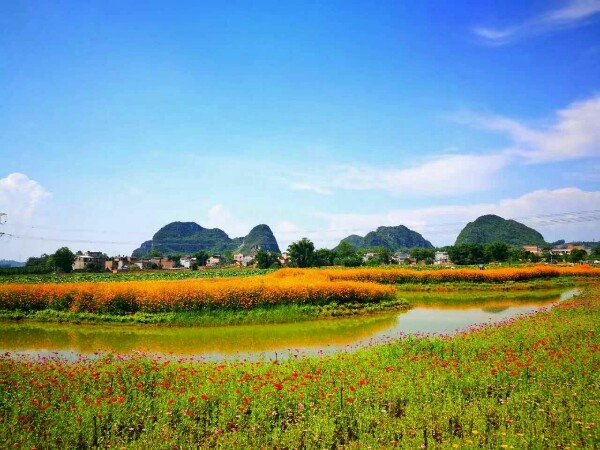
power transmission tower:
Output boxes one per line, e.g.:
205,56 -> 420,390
0,213 -> 6,238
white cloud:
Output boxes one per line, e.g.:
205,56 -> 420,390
204,204 -> 252,238
0,173 -> 51,222
284,95 -> 599,198
272,221 -> 303,250
462,95 -> 600,163
285,152 -> 510,197
316,188 -> 600,248
331,153 -> 509,196
473,0 -> 600,45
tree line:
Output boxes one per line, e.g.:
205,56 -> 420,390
2,241 -> 597,276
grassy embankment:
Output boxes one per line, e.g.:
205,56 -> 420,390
0,284 -> 598,448
0,266 -> 597,326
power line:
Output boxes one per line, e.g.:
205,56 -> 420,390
0,212 -> 6,239
1,209 -> 599,247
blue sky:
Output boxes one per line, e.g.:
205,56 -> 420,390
1,0 -> 599,260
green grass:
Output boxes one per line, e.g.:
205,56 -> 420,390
395,275 -> 577,291
0,297 -> 410,327
0,267 -> 274,284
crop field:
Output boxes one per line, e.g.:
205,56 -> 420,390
0,283 -> 598,448
0,265 -> 597,317
0,268 -> 274,285
319,265 -> 599,283
0,274 -> 395,314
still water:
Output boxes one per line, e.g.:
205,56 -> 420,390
0,288 -> 578,361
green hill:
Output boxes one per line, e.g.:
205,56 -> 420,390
132,222 -> 280,257
454,215 -> 546,246
337,225 -> 433,251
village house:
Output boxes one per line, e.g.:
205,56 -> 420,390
234,253 -> 244,265
73,251 -> 106,271
362,252 -> 376,263
392,252 -> 410,264
522,245 -> 542,255
133,259 -> 153,270
180,256 -> 192,269
206,256 -> 221,267
149,257 -> 175,269
105,256 -> 142,271
233,253 -> 255,267
551,243 -> 586,256
434,251 -> 450,265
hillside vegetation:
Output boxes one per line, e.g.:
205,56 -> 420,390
132,222 -> 280,256
455,215 -> 547,246
338,225 -> 433,251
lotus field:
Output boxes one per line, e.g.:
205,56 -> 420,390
0,265 -> 598,315
0,285 -> 599,448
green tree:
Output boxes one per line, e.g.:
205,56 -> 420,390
590,245 -> 600,260
409,248 -> 435,264
335,241 -> 357,259
193,251 -> 209,267
26,254 -> 51,269
255,250 -> 279,269
149,248 -> 162,257
222,250 -> 235,266
313,248 -> 335,267
372,246 -> 392,265
569,248 -> 588,263
507,247 -> 530,263
333,241 -> 362,266
287,238 -> 315,268
485,242 -> 509,262
52,247 -> 75,273
168,255 -> 182,268
447,244 -> 487,265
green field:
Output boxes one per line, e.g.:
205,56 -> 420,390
0,267 -> 273,284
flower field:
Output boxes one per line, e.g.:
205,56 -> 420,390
0,265 -> 597,315
318,264 -> 600,284
1,285 -> 598,448
0,275 -> 396,314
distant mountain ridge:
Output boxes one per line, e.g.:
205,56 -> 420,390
132,222 -> 280,257
455,215 -> 546,246
0,259 -> 25,268
338,225 -> 433,251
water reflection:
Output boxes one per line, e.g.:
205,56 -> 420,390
0,288 -> 579,361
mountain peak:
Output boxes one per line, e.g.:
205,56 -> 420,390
132,222 -> 279,257
337,225 -> 433,251
455,215 -> 546,246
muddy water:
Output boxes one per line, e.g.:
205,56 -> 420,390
0,288 -> 578,361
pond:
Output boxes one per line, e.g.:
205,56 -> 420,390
0,288 -> 579,362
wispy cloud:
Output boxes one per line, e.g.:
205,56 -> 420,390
284,95 -> 600,197
288,182 -> 333,195
204,203 -> 250,237
473,0 -> 600,45
458,94 -> 600,163
284,152 -> 509,198
317,188 -> 600,247
331,153 -> 509,196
